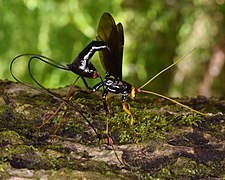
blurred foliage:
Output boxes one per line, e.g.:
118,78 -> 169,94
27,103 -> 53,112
0,0 -> 225,97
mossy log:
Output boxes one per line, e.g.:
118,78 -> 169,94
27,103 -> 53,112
0,80 -> 224,179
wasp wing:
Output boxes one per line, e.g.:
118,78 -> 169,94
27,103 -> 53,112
96,12 -> 124,80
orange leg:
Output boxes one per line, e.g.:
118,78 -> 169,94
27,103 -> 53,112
102,96 -> 123,165
49,108 -> 68,144
122,102 -> 134,126
38,79 -> 78,144
37,102 -> 65,129
122,102 -> 136,137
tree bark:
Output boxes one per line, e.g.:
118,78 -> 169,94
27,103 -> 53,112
0,80 -> 224,179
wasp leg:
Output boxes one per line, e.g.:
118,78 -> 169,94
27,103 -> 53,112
38,80 -> 76,129
49,107 -> 68,144
122,95 -> 136,138
122,102 -> 137,140
81,76 -> 92,90
122,95 -> 134,127
72,81 -> 106,140
102,90 -> 110,134
122,102 -> 135,134
37,102 -> 65,129
73,81 -> 104,99
39,79 -> 78,145
122,102 -> 134,126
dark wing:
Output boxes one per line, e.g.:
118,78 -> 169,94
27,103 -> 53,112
96,12 -> 124,80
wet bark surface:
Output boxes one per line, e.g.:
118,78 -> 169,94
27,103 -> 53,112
0,80 -> 224,179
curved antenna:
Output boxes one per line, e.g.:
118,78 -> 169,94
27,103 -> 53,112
10,55 -> 101,139
138,48 -> 196,90
139,89 -> 209,116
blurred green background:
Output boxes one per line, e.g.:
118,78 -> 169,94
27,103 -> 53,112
1,0 -> 225,97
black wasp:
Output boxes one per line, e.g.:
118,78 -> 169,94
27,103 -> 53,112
76,12 -> 208,136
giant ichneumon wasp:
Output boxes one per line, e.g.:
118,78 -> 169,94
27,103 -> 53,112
76,12 -> 210,137
10,12 -> 211,165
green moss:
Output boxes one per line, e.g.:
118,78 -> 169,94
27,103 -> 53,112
169,157 -> 216,178
103,98 -> 207,144
1,82 -> 224,178
0,131 -> 62,170
72,95 -> 209,145
0,130 -> 38,164
0,130 -> 24,145
177,114 -> 205,126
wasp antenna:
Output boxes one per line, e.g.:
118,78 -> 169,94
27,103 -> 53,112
138,48 -> 197,90
139,89 -> 208,116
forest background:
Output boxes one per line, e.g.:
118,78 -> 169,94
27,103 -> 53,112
0,0 -> 224,98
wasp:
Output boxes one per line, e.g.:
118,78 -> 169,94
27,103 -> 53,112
10,12 -> 211,165
75,12 -> 209,137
